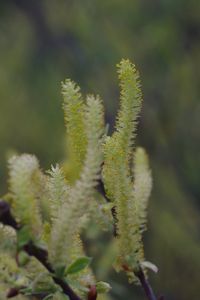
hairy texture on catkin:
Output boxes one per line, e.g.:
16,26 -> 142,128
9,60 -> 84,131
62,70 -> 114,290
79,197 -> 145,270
62,79 -> 87,183
49,95 -> 104,267
103,60 -> 152,280
8,154 -> 42,237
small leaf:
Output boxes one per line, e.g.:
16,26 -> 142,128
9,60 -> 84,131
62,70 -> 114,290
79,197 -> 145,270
17,226 -> 31,250
65,257 -> 92,275
140,261 -> 158,273
17,251 -> 30,266
55,264 -> 66,278
20,287 -> 32,295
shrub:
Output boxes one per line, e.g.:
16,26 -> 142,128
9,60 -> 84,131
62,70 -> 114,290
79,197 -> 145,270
0,59 -> 158,300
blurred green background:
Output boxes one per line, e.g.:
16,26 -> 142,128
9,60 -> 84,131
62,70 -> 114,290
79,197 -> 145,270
0,1 -> 200,299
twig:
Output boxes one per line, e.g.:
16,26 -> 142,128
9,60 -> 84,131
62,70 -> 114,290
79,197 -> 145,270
0,200 -> 82,300
135,268 -> 157,300
0,201 -> 19,230
7,287 -> 48,299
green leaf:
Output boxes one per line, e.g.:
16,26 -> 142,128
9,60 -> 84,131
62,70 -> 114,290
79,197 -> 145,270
65,257 -> 92,275
17,251 -> 30,266
20,287 -> 33,295
55,264 -> 66,278
17,226 -> 31,250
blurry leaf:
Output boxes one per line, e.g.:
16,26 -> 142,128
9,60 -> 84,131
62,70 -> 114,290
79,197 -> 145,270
17,251 -> 30,266
20,287 -> 32,295
65,257 -> 92,275
55,265 -> 66,279
17,226 -> 31,250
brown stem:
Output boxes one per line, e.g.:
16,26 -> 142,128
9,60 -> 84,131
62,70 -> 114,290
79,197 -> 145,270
7,287 -> 48,299
0,201 -> 19,230
135,268 -> 157,300
0,200 -> 82,300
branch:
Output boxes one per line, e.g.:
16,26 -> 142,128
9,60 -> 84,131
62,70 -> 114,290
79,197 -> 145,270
135,268 -> 157,300
7,287 -> 48,299
0,201 -> 19,230
0,200 -> 82,300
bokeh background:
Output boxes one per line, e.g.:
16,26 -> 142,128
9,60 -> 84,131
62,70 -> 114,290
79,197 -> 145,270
0,1 -> 200,299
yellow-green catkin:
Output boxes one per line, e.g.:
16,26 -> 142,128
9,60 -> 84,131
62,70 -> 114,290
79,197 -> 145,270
49,95 -> 105,268
103,59 -> 152,280
62,79 -> 87,183
8,154 -> 42,238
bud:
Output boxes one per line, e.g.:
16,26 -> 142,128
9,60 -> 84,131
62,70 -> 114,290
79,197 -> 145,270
96,281 -> 111,294
88,285 -> 97,300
